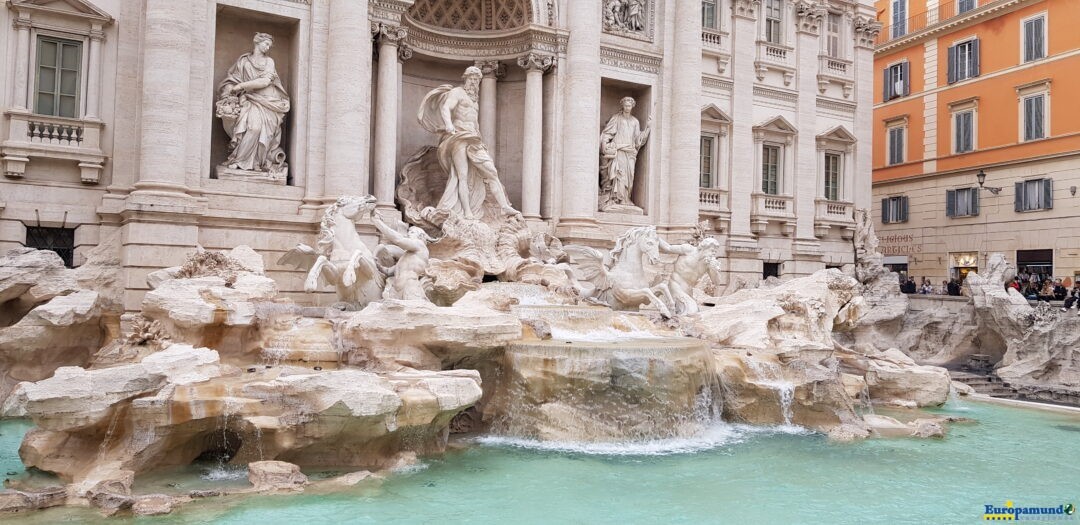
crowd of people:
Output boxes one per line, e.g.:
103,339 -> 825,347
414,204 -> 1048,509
900,277 -> 964,296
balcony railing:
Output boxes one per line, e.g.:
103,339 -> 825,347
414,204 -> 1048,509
751,193 -> 795,218
757,42 -> 793,68
2,112 -> 105,183
701,28 -> 724,50
877,0 -> 998,45
27,120 -> 84,147
698,187 -> 728,213
814,199 -> 854,222
818,55 -> 853,80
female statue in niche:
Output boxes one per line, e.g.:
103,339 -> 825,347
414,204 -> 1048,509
216,32 -> 291,179
599,96 -> 651,212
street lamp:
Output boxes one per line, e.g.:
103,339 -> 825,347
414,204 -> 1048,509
976,169 -> 1001,195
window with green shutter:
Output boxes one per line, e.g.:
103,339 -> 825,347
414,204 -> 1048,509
762,144 -> 780,195
35,36 -> 82,118
824,153 -> 841,201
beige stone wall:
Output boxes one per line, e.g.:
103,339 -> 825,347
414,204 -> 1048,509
873,152 -> 1080,282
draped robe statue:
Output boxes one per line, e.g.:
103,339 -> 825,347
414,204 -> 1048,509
599,97 -> 651,212
216,32 -> 291,181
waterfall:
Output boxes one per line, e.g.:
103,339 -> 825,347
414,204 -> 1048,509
745,359 -> 796,426
97,409 -> 122,462
859,383 -> 875,414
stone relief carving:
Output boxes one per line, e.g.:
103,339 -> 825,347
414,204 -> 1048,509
279,196 -> 385,308
603,0 -> 653,40
794,0 -> 826,34
215,33 -> 291,184
598,96 -> 651,214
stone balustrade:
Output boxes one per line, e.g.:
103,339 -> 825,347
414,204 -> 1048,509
813,198 -> 856,239
750,193 -> 795,236
1,112 -> 106,184
819,55 -> 853,80
698,187 -> 727,213
701,29 -> 724,50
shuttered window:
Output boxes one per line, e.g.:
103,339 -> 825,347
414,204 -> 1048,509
35,36 -> 82,118
700,135 -> 716,188
1014,179 -> 1053,212
702,0 -> 718,29
824,153 -> 841,201
887,126 -> 905,166
1023,94 -> 1046,141
892,0 -> 907,38
826,13 -> 842,58
1023,16 -> 1046,62
883,62 -> 909,100
881,196 -> 909,224
954,110 -> 974,153
762,144 -> 781,195
947,39 -> 980,84
946,188 -> 980,218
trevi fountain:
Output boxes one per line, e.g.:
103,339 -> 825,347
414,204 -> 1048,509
1,13 -> 1079,525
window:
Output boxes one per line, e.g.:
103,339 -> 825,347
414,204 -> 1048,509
957,0 -> 976,14
25,227 -> 76,268
824,153 -> 841,201
765,0 -> 783,44
881,196 -> 909,224
883,62 -> 909,100
946,187 -> 980,217
954,110 -> 974,153
1014,179 -> 1053,212
762,144 -> 781,195
826,13 -> 842,58
702,0 -> 718,29
891,0 -> 907,38
700,135 -> 716,187
1023,94 -> 1046,141
35,36 -> 82,118
947,39 -> 980,83
763,262 -> 781,279
1023,15 -> 1046,62
887,126 -> 905,166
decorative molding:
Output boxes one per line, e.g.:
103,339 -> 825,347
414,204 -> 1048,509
702,76 -> 734,92
374,23 -> 408,48
407,0 -> 532,31
398,44 -> 414,62
753,85 -> 799,103
816,97 -> 857,114
8,0 -> 113,24
875,0 -> 1032,53
794,0 -> 827,34
403,21 -> 568,60
733,0 -> 762,20
517,52 -> 554,72
476,59 -> 507,78
853,14 -> 882,49
369,0 -> 411,25
546,0 -> 556,26
599,46 -> 662,74
602,0 -> 655,43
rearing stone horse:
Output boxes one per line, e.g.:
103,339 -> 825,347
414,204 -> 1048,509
279,195 -> 385,307
565,226 -> 675,318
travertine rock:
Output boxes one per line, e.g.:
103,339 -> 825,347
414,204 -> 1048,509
142,274 -> 277,349
844,349 -> 950,408
0,486 -> 66,513
132,494 -> 182,516
247,461 -> 308,492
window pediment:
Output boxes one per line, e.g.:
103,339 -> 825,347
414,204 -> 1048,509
816,125 -> 856,145
701,104 -> 732,124
753,115 -> 797,142
9,0 -> 112,24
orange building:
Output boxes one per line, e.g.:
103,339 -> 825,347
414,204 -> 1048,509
872,0 -> 1080,285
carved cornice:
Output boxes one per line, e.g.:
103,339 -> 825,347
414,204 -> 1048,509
404,19 -> 568,60
702,76 -> 734,92
599,46 -> 662,74
794,0 -> 827,34
517,52 -> 554,72
853,15 -> 882,49
12,16 -> 31,29
753,86 -> 799,104
369,0 -> 412,25
374,23 -> 408,46
733,0 -> 762,20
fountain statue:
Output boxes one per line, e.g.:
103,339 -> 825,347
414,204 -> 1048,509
371,214 -> 437,302
598,96 -> 651,214
565,226 -> 676,317
279,195 -> 384,308
215,32 -> 291,184
659,237 -> 723,316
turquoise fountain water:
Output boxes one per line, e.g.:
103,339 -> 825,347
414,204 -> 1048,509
2,399 -> 1079,523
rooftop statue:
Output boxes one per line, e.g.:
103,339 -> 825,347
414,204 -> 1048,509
216,32 -> 291,183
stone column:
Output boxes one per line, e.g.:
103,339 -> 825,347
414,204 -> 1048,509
373,24 -> 407,208
667,0 -> 703,232
324,1 -> 372,200
518,53 -> 553,220
133,0 -> 193,194
793,5 -> 825,253
84,26 -> 105,120
10,13 -> 31,111
476,60 -> 502,145
557,0 -> 602,233
853,17 -> 881,210
728,2 -> 759,244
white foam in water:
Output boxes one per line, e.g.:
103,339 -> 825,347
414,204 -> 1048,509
200,465 -> 248,481
474,423 -> 812,456
548,326 -> 662,343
